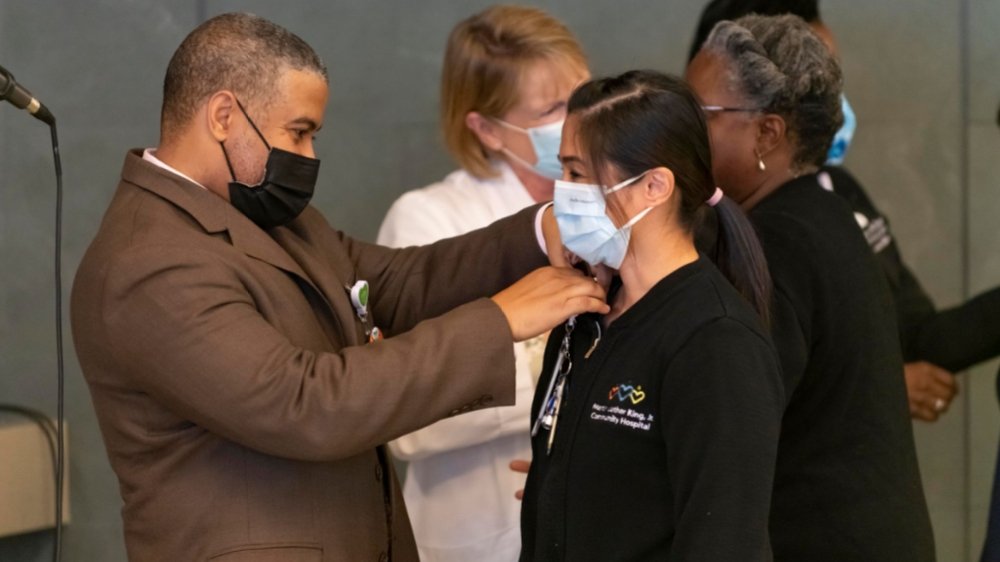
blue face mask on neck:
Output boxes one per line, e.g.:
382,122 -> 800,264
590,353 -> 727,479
553,172 -> 653,269
495,118 -> 564,180
826,94 -> 856,165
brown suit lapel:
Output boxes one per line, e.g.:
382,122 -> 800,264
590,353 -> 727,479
122,149 -> 359,344
271,223 -> 363,347
122,150 -> 313,279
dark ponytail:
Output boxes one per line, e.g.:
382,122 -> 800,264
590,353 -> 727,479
710,196 -> 772,326
568,69 -> 772,324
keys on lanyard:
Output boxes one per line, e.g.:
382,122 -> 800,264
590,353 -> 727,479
531,317 -> 576,455
348,280 -> 383,343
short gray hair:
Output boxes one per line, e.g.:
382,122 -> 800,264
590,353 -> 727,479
161,13 -> 328,140
703,14 -> 842,167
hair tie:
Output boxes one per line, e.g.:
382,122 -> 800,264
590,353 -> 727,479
706,187 -> 724,207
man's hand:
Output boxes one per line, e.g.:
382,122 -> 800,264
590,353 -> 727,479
905,361 -> 958,422
541,205 -> 572,267
510,459 -> 531,500
588,263 -> 614,293
492,266 -> 609,342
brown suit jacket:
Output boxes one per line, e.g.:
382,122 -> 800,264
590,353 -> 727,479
71,150 -> 548,562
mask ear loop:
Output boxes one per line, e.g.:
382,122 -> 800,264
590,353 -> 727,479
219,142 -> 238,181
234,97 -> 272,150
619,205 -> 655,230
221,97 -> 271,184
492,118 -> 564,181
492,117 -> 527,135
501,147 -> 538,171
490,118 -> 530,160
603,171 -> 649,230
604,171 -> 647,194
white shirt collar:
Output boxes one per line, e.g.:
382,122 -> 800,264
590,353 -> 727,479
142,148 -> 208,190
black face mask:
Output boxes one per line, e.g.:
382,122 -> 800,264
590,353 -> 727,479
221,99 -> 320,229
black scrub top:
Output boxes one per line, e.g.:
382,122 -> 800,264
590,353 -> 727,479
521,256 -> 784,562
751,173 -> 936,562
821,165 -> 1000,372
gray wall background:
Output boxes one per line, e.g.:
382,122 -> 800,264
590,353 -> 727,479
0,1 -> 996,560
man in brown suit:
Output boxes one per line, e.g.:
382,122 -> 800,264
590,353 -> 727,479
70,13 -> 607,562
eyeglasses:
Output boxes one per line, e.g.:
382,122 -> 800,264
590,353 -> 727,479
701,105 -> 763,114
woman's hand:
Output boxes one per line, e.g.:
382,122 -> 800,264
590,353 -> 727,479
510,459 -> 531,500
904,361 -> 957,422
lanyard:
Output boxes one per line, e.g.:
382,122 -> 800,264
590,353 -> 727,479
531,317 -> 577,455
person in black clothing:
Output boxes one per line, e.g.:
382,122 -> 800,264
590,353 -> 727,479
977,102 -> 1000,562
687,0 -> 1000,423
520,70 -> 784,561
687,14 -> 935,561
816,165 -> 1000,377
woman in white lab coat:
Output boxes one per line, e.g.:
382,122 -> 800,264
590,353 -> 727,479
377,5 -> 589,562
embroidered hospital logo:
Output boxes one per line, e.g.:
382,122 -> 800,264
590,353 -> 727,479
609,384 -> 646,405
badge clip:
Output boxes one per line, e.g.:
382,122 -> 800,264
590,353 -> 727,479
349,280 -> 369,321
348,280 -> 384,343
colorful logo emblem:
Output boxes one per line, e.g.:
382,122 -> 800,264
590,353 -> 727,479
608,384 -> 646,405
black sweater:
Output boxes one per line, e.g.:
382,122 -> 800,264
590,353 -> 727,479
821,165 -> 1000,372
520,257 -> 784,562
752,174 -> 936,561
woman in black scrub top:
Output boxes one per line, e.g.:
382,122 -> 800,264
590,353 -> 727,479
686,14 -> 934,561
688,0 -> 1000,426
520,70 -> 784,561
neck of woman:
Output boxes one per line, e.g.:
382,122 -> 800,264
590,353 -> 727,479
505,157 -> 555,203
605,221 -> 699,326
740,160 -> 818,211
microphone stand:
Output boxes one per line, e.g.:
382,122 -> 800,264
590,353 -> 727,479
1,68 -> 65,562
50,118 -> 65,562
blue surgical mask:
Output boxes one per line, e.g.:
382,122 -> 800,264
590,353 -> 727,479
495,118 -> 564,180
826,94 -> 856,165
553,172 -> 653,269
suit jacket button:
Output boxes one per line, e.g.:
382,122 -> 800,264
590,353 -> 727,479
375,464 -> 383,482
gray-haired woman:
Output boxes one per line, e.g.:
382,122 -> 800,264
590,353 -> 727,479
687,14 -> 936,562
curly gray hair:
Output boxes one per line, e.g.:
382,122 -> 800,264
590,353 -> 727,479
702,14 -> 843,167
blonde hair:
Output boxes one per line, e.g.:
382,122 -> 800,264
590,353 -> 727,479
441,5 -> 588,178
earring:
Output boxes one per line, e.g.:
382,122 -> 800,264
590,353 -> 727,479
756,151 -> 767,172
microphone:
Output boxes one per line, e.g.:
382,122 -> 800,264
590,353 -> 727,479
0,64 -> 55,126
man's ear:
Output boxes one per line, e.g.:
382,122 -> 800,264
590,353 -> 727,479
756,113 -> 787,160
644,166 -> 676,206
465,111 -> 504,152
207,91 -> 238,142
